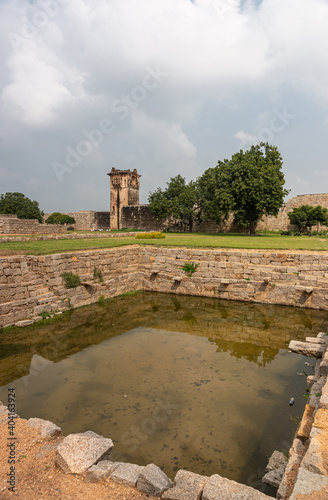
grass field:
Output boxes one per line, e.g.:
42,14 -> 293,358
0,232 -> 327,255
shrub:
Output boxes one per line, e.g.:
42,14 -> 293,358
46,212 -> 76,225
135,232 -> 165,239
61,272 -> 80,288
181,261 -> 199,277
93,267 -> 104,283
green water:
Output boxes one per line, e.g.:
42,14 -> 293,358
0,292 -> 327,494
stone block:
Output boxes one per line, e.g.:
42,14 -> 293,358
265,450 -> 287,473
289,468 -> 328,499
202,474 -> 270,500
320,351 -> 328,376
289,340 -> 325,358
309,377 -> 327,408
162,470 -> 207,500
136,463 -> 173,496
319,378 -> 328,409
16,319 -> 34,327
301,424 -> 328,476
110,463 -> 144,487
306,337 -> 327,344
297,404 -> 315,441
28,418 -> 62,439
85,460 -> 122,483
55,431 -> 113,474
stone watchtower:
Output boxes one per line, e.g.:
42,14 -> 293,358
107,168 -> 141,230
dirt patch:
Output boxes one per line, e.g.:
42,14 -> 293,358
0,415 -> 155,499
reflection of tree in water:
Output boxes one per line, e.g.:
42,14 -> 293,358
209,338 -> 279,367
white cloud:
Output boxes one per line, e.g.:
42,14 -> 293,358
0,0 -> 328,210
132,111 -> 197,159
234,130 -> 259,147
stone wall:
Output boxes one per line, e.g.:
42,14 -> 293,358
0,247 -> 141,328
0,215 -> 66,235
1,246 -> 328,328
121,205 -> 186,231
43,211 -> 111,231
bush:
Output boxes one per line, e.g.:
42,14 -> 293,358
135,232 -> 165,239
46,212 -> 76,225
61,272 -> 80,288
93,267 -> 104,283
288,205 -> 328,233
181,262 -> 199,277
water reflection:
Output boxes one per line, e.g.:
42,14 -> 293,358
0,292 -> 327,490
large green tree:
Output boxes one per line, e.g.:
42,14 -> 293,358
0,192 -> 44,223
198,143 -> 289,235
148,175 -> 198,232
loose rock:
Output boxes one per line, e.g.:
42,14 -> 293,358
28,418 -> 62,439
55,431 -> 113,474
137,463 -> 173,496
85,460 -> 122,483
162,470 -> 207,500
203,474 -> 271,500
110,463 -> 144,487
289,340 -> 325,358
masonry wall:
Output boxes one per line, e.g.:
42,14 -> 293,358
1,246 -> 328,328
43,211 -> 111,231
0,215 -> 66,235
121,193 -> 328,233
0,247 -> 141,328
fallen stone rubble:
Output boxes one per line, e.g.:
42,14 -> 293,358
55,430 -> 272,499
261,331 -> 328,499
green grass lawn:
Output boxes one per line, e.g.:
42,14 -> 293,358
0,232 -> 327,255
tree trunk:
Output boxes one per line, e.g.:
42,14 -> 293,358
249,220 -> 256,236
189,218 -> 193,233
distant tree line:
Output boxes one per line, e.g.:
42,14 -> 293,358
0,192 -> 75,226
149,143 -> 290,235
149,143 -> 328,235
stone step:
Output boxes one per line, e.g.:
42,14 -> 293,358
37,297 -> 55,305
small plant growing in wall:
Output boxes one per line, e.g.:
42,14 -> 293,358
39,311 -> 51,320
93,267 -> 104,283
181,262 -> 199,277
97,294 -> 105,305
61,271 -> 81,288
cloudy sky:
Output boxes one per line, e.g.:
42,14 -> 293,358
0,0 -> 328,213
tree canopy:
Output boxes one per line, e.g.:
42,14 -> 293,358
148,175 -> 198,232
288,205 -> 328,233
197,143 -> 289,235
0,192 -> 44,223
45,212 -> 76,225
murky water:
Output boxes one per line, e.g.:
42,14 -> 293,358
1,292 -> 327,494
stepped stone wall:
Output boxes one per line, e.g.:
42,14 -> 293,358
0,215 -> 66,235
1,246 -> 328,328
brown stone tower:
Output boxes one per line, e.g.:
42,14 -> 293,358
107,168 -> 141,229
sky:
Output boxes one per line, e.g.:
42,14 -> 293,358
0,0 -> 328,213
